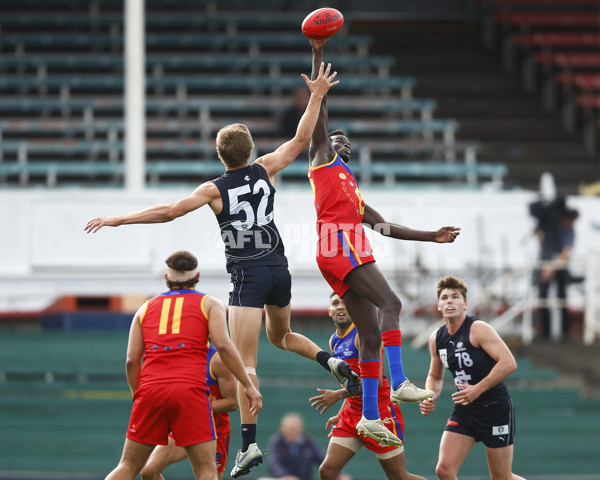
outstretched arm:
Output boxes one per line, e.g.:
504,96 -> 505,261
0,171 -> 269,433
308,39 -> 336,167
256,61 -> 339,179
84,181 -> 221,233
362,204 -> 460,243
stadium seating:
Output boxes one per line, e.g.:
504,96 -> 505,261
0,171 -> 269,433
0,1 -> 502,189
478,0 -> 600,157
0,33 -> 374,56
1,329 -> 600,477
0,52 -> 395,76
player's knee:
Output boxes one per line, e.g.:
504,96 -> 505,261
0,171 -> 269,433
362,325 -> 382,347
382,293 -> 402,316
319,461 -> 340,480
435,461 -> 456,480
139,467 -> 158,480
266,329 -> 291,350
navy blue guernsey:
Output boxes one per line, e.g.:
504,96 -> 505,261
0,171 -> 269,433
435,315 -> 509,405
212,163 -> 287,272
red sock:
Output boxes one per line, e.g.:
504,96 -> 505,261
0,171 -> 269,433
381,329 -> 402,346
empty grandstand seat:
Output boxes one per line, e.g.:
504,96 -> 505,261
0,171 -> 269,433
504,32 -> 600,71
0,0 -> 489,190
0,53 -> 395,77
0,96 -> 436,121
0,32 -> 373,55
0,74 -> 416,97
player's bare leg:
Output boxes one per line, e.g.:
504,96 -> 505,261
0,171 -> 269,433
185,440 -> 218,480
105,439 -> 156,480
378,449 -> 427,480
265,303 -> 320,359
336,288 -> 400,446
140,436 -> 187,480
319,440 -> 356,480
486,445 -> 519,480
228,305 -> 263,477
344,262 -> 433,403
265,303 -> 360,395
229,305 -> 262,424
436,430 -> 475,480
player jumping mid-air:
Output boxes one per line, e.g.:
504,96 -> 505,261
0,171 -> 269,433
85,63 -> 360,478
305,37 -> 461,447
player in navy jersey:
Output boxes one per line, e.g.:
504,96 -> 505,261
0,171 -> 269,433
420,276 -> 525,480
85,64 -> 360,479
306,37 -> 460,447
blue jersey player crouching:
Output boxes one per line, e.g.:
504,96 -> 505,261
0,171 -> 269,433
84,63 -> 359,479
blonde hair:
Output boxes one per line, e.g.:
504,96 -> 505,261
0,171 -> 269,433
436,275 -> 467,301
216,123 -> 254,168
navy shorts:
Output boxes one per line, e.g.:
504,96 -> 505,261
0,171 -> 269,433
228,264 -> 291,308
445,396 -> 515,448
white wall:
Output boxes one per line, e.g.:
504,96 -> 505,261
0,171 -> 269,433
1,188 -> 598,313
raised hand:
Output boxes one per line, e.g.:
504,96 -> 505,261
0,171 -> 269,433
309,38 -> 329,50
301,61 -> 339,96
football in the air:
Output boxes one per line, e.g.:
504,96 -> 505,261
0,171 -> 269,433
301,8 -> 344,40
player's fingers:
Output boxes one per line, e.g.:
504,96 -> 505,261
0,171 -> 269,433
328,70 -> 338,81
324,62 -> 332,76
300,74 -> 312,88
319,61 -> 325,76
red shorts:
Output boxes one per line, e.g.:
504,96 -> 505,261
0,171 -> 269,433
168,430 -> 229,472
330,402 -> 405,454
215,434 -> 230,473
316,229 -> 376,297
127,382 -> 216,447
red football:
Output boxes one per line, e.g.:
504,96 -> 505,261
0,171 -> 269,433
301,8 -> 344,40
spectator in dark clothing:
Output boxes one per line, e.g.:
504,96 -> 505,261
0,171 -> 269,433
267,412 -> 325,480
532,203 -> 579,339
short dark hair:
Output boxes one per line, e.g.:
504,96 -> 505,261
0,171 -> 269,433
165,250 -> 199,289
436,275 -> 467,301
328,129 -> 346,138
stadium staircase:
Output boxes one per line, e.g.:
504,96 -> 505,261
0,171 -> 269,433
1,326 -> 600,479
